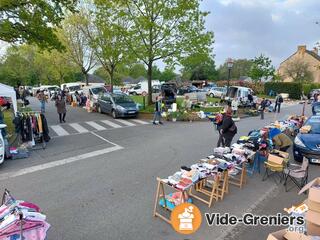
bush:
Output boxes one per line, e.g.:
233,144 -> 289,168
264,82 -> 302,99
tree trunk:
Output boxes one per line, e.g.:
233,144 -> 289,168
147,61 -> 153,105
110,68 -> 114,93
85,73 -> 89,86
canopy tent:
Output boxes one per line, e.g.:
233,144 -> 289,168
0,83 -> 17,115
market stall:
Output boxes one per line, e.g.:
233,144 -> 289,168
0,83 -> 17,115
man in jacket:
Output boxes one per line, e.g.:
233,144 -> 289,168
274,94 -> 283,113
220,107 -> 237,147
153,95 -> 163,125
272,132 -> 293,152
260,98 -> 267,120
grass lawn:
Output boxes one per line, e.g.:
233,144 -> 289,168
130,95 -> 222,113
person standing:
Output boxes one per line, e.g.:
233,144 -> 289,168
37,90 -> 47,113
231,97 -> 238,116
55,95 -> 67,123
215,113 -> 224,147
153,95 -> 163,125
220,107 -> 237,147
260,98 -> 267,120
274,94 -> 283,113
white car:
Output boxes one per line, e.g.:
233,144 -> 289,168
207,87 -> 227,98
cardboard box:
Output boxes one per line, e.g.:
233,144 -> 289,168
268,154 -> 284,165
284,231 -> 312,240
267,229 -> 287,240
299,177 -> 320,213
305,211 -> 320,236
272,149 -> 290,159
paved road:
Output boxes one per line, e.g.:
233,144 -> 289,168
0,99 -> 317,240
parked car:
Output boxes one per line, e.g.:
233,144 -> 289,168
207,87 -> 227,98
128,80 -> 160,95
82,86 -> 107,103
97,93 -> 138,118
225,86 -> 254,102
177,86 -> 199,96
293,115 -> 320,163
161,83 -> 177,107
61,83 -> 82,95
312,102 -> 320,115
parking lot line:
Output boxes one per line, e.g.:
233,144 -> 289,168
86,121 -> 106,131
51,125 -> 69,136
131,119 -> 150,125
69,123 -> 89,133
100,120 -> 122,128
114,119 -> 136,126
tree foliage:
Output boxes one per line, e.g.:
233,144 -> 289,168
59,11 -> 97,85
248,54 -> 275,83
282,58 -> 313,83
0,0 -> 77,50
218,59 -> 253,80
114,0 -> 213,103
181,52 -> 217,81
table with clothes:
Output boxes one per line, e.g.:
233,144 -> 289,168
154,146 -> 254,224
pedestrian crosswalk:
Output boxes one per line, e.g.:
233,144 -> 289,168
50,119 -> 150,137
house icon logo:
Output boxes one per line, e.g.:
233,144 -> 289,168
171,203 -> 202,234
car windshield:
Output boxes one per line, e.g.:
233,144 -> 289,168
305,118 -> 320,134
113,95 -> 134,104
69,86 -> 81,91
91,87 -> 106,95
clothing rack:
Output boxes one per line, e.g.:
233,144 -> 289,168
17,111 -> 46,150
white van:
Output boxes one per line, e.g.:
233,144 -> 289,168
82,86 -> 108,103
128,80 -> 160,95
61,83 -> 82,95
225,86 -> 254,102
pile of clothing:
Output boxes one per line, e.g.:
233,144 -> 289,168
0,190 -> 50,240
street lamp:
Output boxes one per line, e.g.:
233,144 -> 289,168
226,58 -> 234,93
301,72 -> 306,116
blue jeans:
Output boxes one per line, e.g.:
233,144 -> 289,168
40,101 -> 45,113
153,111 -> 161,123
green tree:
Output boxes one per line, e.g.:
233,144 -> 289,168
84,1 -> 131,92
115,0 -> 213,104
59,12 -> 97,85
128,63 -> 147,79
282,58 -> 313,83
159,67 -> 177,82
218,59 -> 253,80
152,66 -> 162,80
0,0 -> 77,50
248,54 -> 275,84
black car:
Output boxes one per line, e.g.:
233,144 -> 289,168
177,86 -> 199,96
293,115 -> 320,163
97,93 -> 138,118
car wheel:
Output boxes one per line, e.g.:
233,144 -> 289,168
97,105 -> 102,113
112,110 -> 117,119
132,92 -> 137,96
209,93 -> 214,98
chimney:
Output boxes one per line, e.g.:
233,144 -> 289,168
313,47 -> 318,55
297,45 -> 306,54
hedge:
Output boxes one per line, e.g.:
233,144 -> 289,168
303,83 -> 320,95
264,82 -> 302,99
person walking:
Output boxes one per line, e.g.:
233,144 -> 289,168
260,98 -> 267,120
273,94 -> 283,113
37,90 -> 47,113
219,107 -> 237,147
153,95 -> 163,125
55,95 -> 67,123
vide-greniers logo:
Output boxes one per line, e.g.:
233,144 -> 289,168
171,203 -> 202,234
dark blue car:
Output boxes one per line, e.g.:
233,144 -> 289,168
293,115 -> 320,163
312,102 -> 320,115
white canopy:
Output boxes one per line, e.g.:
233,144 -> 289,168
0,83 -> 17,115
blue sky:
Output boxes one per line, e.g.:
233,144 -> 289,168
201,0 -> 320,68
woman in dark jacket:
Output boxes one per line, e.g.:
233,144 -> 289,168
220,107 -> 237,147
55,95 -> 67,123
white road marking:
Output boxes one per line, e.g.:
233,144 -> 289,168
90,132 -> 119,145
51,125 -> 69,136
100,120 -> 122,128
86,121 -> 106,131
0,145 -> 123,181
69,123 -> 89,133
114,119 -> 136,126
131,119 -> 150,125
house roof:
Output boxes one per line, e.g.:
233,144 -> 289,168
279,49 -> 320,67
81,74 -> 106,84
